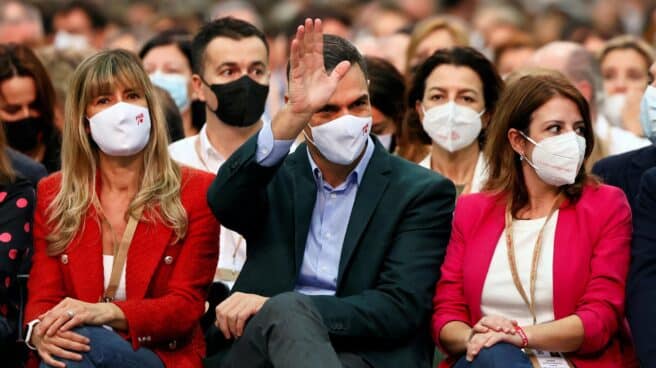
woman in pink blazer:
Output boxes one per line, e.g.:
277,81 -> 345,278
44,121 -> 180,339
432,73 -> 635,367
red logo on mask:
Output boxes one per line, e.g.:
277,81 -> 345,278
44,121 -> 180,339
136,113 -> 144,125
362,124 -> 369,134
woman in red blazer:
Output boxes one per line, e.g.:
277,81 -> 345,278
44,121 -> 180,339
24,49 -> 219,368
432,74 -> 635,367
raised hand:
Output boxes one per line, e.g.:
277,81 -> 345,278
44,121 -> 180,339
272,18 -> 351,140
287,18 -> 351,115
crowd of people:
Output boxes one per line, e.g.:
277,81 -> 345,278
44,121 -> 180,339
0,0 -> 656,367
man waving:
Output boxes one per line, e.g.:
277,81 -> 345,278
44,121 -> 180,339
205,18 -> 455,368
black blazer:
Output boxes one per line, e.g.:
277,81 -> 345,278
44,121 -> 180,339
206,135 -> 455,368
627,166 -> 656,367
592,145 -> 656,210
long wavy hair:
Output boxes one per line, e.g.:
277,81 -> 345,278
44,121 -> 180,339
46,49 -> 187,255
483,74 -> 596,216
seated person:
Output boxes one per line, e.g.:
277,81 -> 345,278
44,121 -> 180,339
592,61 -> 656,210
627,166 -> 656,367
399,47 -> 503,195
205,19 -> 455,368
0,129 -> 35,366
0,44 -> 61,173
433,74 -> 635,367
24,49 -> 219,368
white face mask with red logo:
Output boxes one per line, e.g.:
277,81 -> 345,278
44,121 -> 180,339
88,102 -> 151,157
305,114 -> 372,165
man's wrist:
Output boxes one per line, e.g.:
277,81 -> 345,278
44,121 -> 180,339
271,105 -> 312,140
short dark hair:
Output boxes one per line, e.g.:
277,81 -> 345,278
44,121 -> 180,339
286,34 -> 368,81
365,56 -> 405,123
56,0 -> 107,30
139,29 -> 193,69
191,17 -> 268,76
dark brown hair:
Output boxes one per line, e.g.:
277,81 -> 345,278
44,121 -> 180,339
483,74 -> 596,215
398,46 -> 503,162
0,43 -> 56,139
365,56 -> 406,131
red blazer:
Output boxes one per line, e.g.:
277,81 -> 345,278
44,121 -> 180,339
26,167 -> 220,367
432,184 -> 635,368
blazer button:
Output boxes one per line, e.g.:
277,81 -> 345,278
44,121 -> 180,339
164,256 -> 173,264
168,340 -> 177,350
60,254 -> 68,264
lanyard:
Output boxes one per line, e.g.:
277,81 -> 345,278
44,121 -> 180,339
504,195 -> 562,325
102,206 -> 143,302
215,232 -> 244,282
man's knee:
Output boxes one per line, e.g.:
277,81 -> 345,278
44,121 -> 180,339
257,292 -> 314,322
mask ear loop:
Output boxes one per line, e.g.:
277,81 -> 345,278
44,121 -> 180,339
302,127 -> 317,146
518,131 -> 539,170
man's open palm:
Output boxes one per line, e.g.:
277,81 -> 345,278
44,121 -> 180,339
287,18 -> 351,116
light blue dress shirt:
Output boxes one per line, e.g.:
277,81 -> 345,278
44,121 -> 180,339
256,122 -> 375,295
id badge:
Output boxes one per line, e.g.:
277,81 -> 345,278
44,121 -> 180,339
526,349 -> 572,368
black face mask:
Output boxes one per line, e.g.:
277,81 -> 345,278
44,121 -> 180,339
3,116 -> 42,152
204,75 -> 269,127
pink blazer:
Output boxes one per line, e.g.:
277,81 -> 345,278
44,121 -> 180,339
432,184 -> 635,368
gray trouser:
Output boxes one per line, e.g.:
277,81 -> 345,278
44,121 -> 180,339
219,292 -> 370,368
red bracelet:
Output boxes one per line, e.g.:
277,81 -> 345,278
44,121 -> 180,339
514,325 -> 528,348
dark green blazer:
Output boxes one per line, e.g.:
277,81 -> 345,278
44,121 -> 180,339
206,134 -> 455,368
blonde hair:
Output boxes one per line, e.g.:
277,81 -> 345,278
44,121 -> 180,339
599,35 -> 655,69
405,16 -> 469,75
47,49 -> 187,255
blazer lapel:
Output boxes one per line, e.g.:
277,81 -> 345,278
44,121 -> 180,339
337,145 -> 390,285
125,211 -> 173,299
552,199 -> 577,319
290,146 -> 318,272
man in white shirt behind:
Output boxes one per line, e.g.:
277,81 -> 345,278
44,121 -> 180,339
168,17 -> 270,302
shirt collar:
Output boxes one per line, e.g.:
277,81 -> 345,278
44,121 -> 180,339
307,136 -> 375,189
198,123 -> 225,166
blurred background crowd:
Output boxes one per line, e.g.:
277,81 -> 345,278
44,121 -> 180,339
1,0 -> 655,170
2,0 -> 656,365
